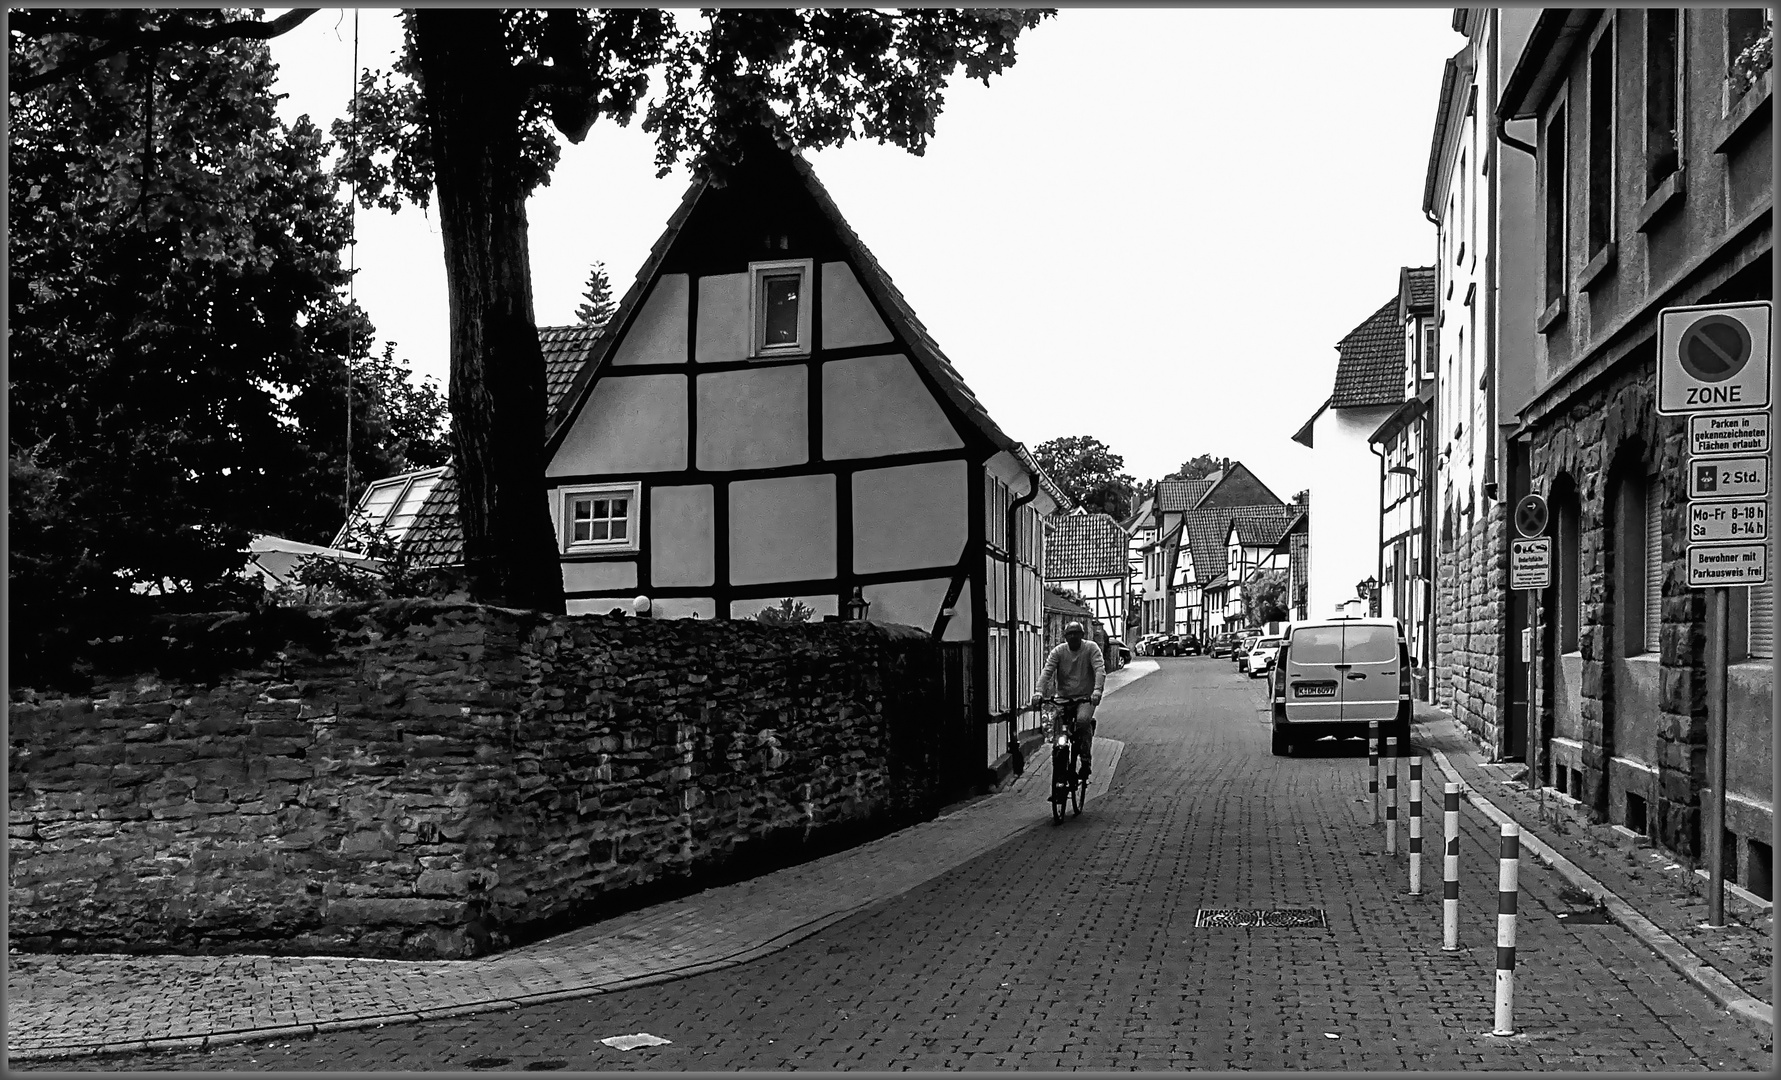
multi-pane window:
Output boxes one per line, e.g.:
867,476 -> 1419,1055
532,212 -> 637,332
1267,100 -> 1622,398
560,482 -> 641,554
1422,321 -> 1438,380
1588,28 -> 1616,256
1645,9 -> 1681,194
1641,477 -> 1664,654
1544,108 -> 1569,303
1559,495 -> 1582,653
749,259 -> 813,357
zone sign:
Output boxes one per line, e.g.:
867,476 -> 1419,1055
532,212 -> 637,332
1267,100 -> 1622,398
1658,301 -> 1771,415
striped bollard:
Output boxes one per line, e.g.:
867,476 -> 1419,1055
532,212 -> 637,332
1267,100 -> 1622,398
1384,737 -> 1398,855
1408,756 -> 1423,894
1442,784 -> 1461,950
1493,822 -> 1521,1036
1368,721 -> 1380,824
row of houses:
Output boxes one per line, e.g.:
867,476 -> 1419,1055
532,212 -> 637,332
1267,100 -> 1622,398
1292,7 -> 1773,896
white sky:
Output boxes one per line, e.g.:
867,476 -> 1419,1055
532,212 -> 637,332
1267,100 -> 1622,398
267,8 -> 1461,499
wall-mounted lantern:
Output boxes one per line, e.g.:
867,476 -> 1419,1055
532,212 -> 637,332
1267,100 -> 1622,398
843,586 -> 870,622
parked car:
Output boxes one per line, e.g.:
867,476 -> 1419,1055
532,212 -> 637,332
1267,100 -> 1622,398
1209,633 -> 1236,658
1179,634 -> 1203,656
1269,615 -> 1411,756
1232,629 -> 1264,670
1161,635 -> 1183,657
1245,636 -> 1284,678
1115,641 -> 1132,665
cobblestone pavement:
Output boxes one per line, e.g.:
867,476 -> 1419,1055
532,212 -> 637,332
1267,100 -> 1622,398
1413,704 -> 1774,1010
23,658 -> 1772,1070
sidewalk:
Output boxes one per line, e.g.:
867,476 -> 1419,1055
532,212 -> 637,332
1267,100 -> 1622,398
1409,700 -> 1773,1032
5,668 -> 1153,1062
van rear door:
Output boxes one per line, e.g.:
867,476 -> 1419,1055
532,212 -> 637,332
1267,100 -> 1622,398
1284,624 -> 1343,723
1338,623 -> 1400,723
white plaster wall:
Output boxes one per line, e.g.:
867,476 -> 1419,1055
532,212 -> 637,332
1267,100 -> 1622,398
566,597 -> 633,616
562,560 -> 637,593
650,485 -> 714,587
1307,405 -> 1391,619
695,367 -> 809,471
728,473 -> 836,586
821,354 -> 963,459
728,593 -> 840,621
611,275 -> 689,366
851,459 -> 968,575
821,261 -> 894,350
548,374 -> 688,475
695,272 -> 749,364
862,576 -> 948,633
650,597 -> 716,620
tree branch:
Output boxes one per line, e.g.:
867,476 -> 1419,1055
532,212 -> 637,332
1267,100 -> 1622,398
12,9 -> 320,95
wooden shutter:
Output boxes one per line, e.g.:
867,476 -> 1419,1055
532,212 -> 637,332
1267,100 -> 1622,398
1644,478 -> 1663,653
1751,535 -> 1775,659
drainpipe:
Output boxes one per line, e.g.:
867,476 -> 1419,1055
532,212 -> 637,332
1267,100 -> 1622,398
1495,115 -> 1537,158
1006,472 -> 1039,772
1370,441 -> 1388,617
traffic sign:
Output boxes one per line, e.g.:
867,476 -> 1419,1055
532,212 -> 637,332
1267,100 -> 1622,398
1689,456 -> 1770,500
1687,542 -> 1769,587
1688,500 -> 1767,542
1658,302 -> 1772,415
1511,538 -> 1551,589
1513,493 -> 1549,539
1689,411 -> 1770,456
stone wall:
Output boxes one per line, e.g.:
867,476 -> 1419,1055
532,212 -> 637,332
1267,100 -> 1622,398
1526,354 -> 1715,858
1434,502 -> 1509,752
8,602 -> 950,959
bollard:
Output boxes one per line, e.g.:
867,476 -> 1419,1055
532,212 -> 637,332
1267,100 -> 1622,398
1493,822 -> 1520,1036
1368,721 -> 1380,824
1385,737 -> 1398,855
1442,783 -> 1461,950
1408,755 -> 1423,894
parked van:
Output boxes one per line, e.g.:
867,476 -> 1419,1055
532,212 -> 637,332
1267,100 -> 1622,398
1269,615 -> 1410,756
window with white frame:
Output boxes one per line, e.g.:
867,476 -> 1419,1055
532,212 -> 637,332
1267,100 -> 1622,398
749,259 -> 813,357
559,482 -> 641,554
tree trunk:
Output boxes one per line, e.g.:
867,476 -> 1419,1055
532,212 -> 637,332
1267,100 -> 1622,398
413,11 -> 565,614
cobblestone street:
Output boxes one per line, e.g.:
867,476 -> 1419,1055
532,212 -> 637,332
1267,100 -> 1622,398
22,657 -> 1771,1071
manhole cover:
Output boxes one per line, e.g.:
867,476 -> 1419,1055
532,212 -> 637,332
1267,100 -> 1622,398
1195,907 -> 1327,928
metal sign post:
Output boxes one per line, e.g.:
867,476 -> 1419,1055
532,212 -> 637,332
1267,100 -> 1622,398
1661,301 -> 1772,928
1512,495 -> 1550,807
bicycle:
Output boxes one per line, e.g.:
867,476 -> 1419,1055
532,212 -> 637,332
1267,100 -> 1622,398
1041,696 -> 1093,823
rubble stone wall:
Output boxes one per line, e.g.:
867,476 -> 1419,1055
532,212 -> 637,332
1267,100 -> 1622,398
1434,503 -> 1510,752
9,602 -> 949,960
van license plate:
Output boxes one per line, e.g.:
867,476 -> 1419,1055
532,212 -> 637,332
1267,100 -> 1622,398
1295,683 -> 1336,698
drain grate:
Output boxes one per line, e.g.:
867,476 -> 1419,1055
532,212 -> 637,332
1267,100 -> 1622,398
1195,907 -> 1327,929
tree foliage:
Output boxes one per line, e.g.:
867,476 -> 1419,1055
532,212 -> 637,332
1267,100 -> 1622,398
1163,454 -> 1221,483
8,9 -> 443,687
754,597 -> 816,626
1242,570 -> 1290,627
575,261 -> 618,329
1033,435 -> 1136,521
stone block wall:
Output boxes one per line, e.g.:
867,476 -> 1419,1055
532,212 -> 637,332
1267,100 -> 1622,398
1434,502 -> 1510,752
9,602 -> 950,959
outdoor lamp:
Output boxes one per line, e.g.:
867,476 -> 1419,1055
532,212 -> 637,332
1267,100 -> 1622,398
632,595 -> 652,617
843,585 -> 870,622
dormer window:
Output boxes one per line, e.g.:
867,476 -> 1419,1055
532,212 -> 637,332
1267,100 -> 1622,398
750,259 -> 813,357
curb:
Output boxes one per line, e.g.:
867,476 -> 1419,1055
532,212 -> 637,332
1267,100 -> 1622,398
1425,747 -> 1774,1035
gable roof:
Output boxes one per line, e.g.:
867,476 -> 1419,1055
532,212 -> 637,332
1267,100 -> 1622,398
1182,507 -> 1236,587
1227,505 -> 1292,547
1195,461 -> 1284,511
543,141 -> 1054,499
1042,587 -> 1094,618
1329,296 -> 1406,410
1045,513 -> 1130,580
1155,478 -> 1215,513
1400,265 -> 1436,318
1292,398 -> 1329,448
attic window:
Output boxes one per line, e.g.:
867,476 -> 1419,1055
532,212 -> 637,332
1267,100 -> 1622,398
750,259 -> 813,358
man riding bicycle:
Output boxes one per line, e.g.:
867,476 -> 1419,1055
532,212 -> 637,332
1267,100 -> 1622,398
1031,620 -> 1106,779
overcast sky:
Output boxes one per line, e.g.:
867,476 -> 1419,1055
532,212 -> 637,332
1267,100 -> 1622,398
267,8 -> 1461,499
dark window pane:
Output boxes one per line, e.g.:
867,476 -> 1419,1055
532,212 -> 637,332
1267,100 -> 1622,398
592,499 -> 609,519
610,498 -> 627,518
1588,32 -> 1614,254
1646,10 -> 1679,193
610,519 -> 627,540
573,521 -> 590,542
1290,626 -> 1344,663
1544,111 -> 1568,300
762,274 -> 801,346
591,520 -> 610,541
1344,625 -> 1399,663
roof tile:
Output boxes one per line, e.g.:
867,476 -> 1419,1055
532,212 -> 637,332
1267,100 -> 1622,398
1329,296 -> 1406,410
1044,513 -> 1129,580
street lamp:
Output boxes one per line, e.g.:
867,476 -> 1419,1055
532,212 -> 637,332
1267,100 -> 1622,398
1357,575 -> 1380,617
843,585 -> 871,622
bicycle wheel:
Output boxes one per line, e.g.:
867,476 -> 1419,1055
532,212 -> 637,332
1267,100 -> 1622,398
1070,761 -> 1085,816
